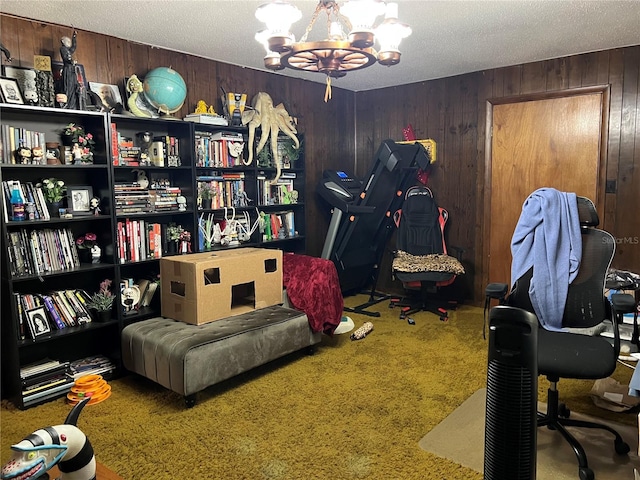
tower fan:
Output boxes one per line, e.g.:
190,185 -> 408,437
484,305 -> 538,480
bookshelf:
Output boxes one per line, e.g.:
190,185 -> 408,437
1,104 -> 307,408
0,104 -> 118,409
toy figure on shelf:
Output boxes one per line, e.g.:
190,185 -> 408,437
126,75 -> 156,118
31,146 -> 44,164
180,230 -> 192,254
0,398 -> 95,480
59,29 -> 78,109
16,146 -> 31,164
90,196 -> 101,215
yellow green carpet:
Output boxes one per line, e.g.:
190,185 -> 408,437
1,295 -> 635,479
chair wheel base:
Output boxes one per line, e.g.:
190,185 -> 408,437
579,467 -> 594,480
615,439 -> 630,455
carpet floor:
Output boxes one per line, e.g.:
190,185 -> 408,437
419,388 -> 640,479
1,294 -> 637,479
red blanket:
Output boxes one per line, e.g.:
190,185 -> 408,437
283,253 -> 343,335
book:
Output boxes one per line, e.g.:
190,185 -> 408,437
184,114 -> 228,126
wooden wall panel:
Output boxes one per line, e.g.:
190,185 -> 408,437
356,45 -> 640,303
0,14 -> 356,261
2,14 -> 638,303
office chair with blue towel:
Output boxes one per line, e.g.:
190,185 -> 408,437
485,188 -> 635,480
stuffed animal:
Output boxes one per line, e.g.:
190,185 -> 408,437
1,398 -> 95,480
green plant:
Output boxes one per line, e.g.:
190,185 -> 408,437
279,137 -> 302,164
166,223 -> 183,242
36,177 -> 66,203
62,123 -> 95,151
86,279 -> 115,312
198,182 -> 215,200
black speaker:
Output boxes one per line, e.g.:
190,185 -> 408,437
484,305 -> 538,480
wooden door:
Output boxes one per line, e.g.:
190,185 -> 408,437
486,88 -> 608,286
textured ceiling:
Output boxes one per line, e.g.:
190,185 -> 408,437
2,0 -> 640,92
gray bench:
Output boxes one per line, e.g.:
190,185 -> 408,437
121,305 -> 322,407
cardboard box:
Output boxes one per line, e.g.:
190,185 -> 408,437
160,248 -> 283,325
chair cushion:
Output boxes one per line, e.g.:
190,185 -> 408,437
538,328 -> 617,379
392,250 -> 465,274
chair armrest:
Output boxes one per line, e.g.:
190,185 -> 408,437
611,293 -> 637,315
486,283 -> 508,301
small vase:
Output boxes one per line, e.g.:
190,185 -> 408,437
201,198 -> 212,210
47,201 -> 62,218
77,248 -> 92,264
95,309 -> 112,323
167,241 -> 177,255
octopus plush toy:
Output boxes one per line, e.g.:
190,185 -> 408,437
1,398 -> 95,480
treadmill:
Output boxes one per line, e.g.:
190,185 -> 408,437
318,139 -> 432,316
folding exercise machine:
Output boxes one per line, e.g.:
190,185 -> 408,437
318,139 -> 431,316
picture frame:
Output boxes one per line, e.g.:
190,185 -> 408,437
26,306 -> 51,338
2,66 -> 40,106
67,185 -> 94,216
0,76 -> 24,104
89,82 -> 123,110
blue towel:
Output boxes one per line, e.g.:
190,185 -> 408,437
510,188 -> 582,330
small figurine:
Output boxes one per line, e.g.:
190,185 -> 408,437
177,195 -> 187,211
91,244 -> 101,263
59,29 -> 79,110
195,100 -> 208,113
179,230 -> 192,254
16,146 -> 31,164
31,146 -> 44,164
90,196 -> 101,215
132,169 -> 149,189
72,143 -> 83,163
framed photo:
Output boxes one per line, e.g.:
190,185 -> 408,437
0,76 -> 24,104
3,66 -> 40,105
26,306 -> 51,338
67,185 -> 93,216
89,82 -> 123,110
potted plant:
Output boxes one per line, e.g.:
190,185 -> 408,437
36,177 -> 66,217
61,123 -> 95,163
198,182 -> 215,210
86,279 -> 115,322
166,223 -> 183,254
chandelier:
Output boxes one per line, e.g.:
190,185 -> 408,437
255,0 -> 412,101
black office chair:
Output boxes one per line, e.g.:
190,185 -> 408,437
486,193 -> 635,480
389,186 -> 464,321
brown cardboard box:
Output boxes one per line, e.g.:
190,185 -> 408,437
160,248 -> 283,325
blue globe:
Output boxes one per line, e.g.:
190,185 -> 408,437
143,67 -> 187,114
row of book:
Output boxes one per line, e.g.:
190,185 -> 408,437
197,173 -> 248,209
1,124 -> 47,164
257,172 -> 297,206
195,131 -> 245,168
262,211 -> 296,241
110,123 -> 182,167
14,289 -> 93,340
7,227 -> 80,277
2,179 -> 51,223
116,218 -> 165,263
20,356 -> 115,407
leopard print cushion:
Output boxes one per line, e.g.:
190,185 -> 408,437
392,250 -> 465,275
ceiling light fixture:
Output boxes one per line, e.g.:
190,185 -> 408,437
255,0 -> 411,101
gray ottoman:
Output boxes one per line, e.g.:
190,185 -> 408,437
121,305 -> 321,407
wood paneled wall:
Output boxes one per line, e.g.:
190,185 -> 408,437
357,47 -> 640,302
0,14 -> 356,259
3,14 -> 639,303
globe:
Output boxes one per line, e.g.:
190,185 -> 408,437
142,67 -> 187,115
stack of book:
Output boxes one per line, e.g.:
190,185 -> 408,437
20,359 -> 73,407
148,185 -> 182,212
184,113 -> 228,126
68,355 -> 116,380
116,218 -> 164,263
114,182 -> 152,215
